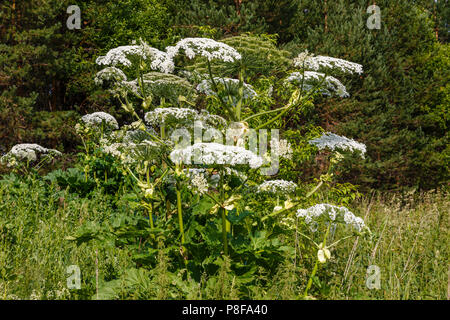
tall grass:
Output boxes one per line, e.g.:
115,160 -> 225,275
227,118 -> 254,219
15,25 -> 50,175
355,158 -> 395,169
0,176 -> 447,300
328,190 -> 448,300
0,177 -> 133,300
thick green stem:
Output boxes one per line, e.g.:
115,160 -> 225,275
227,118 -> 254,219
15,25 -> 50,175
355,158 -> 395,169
148,205 -> 154,229
243,105 -> 289,122
138,57 -> 147,101
304,259 -> 319,298
261,178 -> 324,222
221,207 -> 228,256
255,76 -> 327,130
161,125 -> 166,140
304,223 -> 331,297
146,164 -> 154,231
219,169 -> 228,255
254,89 -> 301,130
176,186 -> 185,245
176,184 -> 188,265
306,180 -> 323,198
234,69 -> 245,121
207,60 -> 236,121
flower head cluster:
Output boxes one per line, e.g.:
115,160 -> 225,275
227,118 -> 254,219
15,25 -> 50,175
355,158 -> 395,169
182,167 -> 247,190
100,135 -> 161,165
96,45 -> 147,67
117,79 -> 147,96
141,41 -> 175,73
142,72 -> 193,95
94,67 -> 127,85
81,112 -> 119,131
145,108 -> 227,131
197,77 -> 257,104
166,38 -> 241,62
188,172 -> 209,195
119,78 -> 184,98
102,142 -> 123,159
271,138 -> 293,160
1,143 -> 61,167
280,216 -> 296,230
197,77 -> 257,98
170,143 -> 263,169
296,203 -> 366,232
309,132 -> 366,157
294,53 -> 363,75
197,110 -> 228,128
145,108 -> 199,126
222,167 -> 247,182
287,71 -> 350,98
123,128 -> 159,144
118,74 -> 195,103
258,179 -> 297,195
96,42 -> 174,73
292,50 -> 314,68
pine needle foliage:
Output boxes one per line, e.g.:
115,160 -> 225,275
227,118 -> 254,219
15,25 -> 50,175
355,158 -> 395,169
185,34 -> 292,79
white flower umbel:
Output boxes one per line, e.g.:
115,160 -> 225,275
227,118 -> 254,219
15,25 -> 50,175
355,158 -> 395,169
102,142 -> 123,158
188,172 -> 209,195
142,72 -> 193,91
170,143 -> 263,169
81,112 -> 119,130
287,71 -> 350,98
294,53 -> 363,75
166,38 -> 241,63
119,80 -> 141,96
197,110 -> 228,128
309,132 -> 366,157
183,167 -> 247,189
197,77 -> 257,107
121,79 -> 159,96
141,41 -> 175,74
292,50 -> 314,68
223,167 -> 247,181
197,77 -> 257,100
123,128 -> 159,144
94,67 -> 127,85
271,138 -> 293,160
96,42 -> 174,73
296,203 -> 366,232
144,108 -> 199,126
145,108 -> 226,130
1,143 -> 61,167
258,180 -> 297,194
120,72 -> 194,101
101,137 -> 161,166
96,45 -> 146,67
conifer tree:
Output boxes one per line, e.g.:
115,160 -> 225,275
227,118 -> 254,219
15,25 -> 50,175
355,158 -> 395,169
0,0 -> 173,152
169,0 -> 299,41
285,0 -> 448,189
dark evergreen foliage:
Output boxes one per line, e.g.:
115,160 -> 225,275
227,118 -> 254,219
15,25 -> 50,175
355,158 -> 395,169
0,0 -> 447,189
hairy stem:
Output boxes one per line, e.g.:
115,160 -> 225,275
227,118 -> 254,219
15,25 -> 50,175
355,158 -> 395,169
219,168 -> 228,255
176,185 -> 185,245
304,223 -> 331,297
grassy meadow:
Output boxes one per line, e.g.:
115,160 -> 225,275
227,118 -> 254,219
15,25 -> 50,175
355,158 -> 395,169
1,175 -> 447,300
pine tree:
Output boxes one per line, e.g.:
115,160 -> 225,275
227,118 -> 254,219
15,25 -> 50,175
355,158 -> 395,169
284,0 -> 448,189
169,0 -> 299,41
0,0 -> 173,152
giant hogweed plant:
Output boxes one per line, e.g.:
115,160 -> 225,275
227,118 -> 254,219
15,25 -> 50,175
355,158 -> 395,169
1,35 -> 370,298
